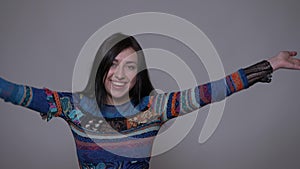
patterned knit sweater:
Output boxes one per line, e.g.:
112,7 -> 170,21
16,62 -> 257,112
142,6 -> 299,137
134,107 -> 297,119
0,62 -> 272,169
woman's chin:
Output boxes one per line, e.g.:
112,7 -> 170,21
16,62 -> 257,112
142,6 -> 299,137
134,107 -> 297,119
109,94 -> 130,104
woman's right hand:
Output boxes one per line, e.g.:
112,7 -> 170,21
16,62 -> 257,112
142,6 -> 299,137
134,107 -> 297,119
267,51 -> 300,71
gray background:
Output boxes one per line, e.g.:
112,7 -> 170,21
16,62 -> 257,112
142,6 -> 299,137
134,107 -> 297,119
0,0 -> 300,168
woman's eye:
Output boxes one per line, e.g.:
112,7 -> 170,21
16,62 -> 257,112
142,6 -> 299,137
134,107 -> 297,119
127,65 -> 136,70
111,63 -> 118,68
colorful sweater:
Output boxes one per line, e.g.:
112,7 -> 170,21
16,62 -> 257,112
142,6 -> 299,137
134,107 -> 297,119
0,67 -> 265,169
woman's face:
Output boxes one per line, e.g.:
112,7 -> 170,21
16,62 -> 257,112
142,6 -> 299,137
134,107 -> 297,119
104,47 -> 138,105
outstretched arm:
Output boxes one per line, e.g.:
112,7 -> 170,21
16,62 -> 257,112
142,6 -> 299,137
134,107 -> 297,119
151,51 -> 300,123
0,77 -> 73,121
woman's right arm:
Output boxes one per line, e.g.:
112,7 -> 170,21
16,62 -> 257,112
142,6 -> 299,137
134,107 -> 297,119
0,77 -> 73,122
150,51 -> 300,124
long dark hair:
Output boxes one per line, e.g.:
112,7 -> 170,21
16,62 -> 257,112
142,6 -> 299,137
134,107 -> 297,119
80,33 -> 155,110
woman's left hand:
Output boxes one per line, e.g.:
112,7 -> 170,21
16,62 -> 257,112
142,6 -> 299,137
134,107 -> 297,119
267,51 -> 300,71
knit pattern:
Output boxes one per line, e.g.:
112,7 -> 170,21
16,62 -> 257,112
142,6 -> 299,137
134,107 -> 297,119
0,69 -> 249,169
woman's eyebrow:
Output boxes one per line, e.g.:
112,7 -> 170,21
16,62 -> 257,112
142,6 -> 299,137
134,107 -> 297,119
125,61 -> 137,64
113,58 -> 137,64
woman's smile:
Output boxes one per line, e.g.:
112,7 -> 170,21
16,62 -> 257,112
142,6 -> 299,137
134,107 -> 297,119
110,80 -> 129,90
111,81 -> 127,87
104,47 -> 138,104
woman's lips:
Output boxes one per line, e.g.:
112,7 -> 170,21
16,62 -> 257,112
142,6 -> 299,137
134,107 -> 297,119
111,81 -> 127,89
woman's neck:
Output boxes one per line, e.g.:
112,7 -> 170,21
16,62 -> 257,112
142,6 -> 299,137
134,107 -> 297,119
106,96 -> 131,106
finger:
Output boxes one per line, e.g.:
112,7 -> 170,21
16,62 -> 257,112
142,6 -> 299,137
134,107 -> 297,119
290,58 -> 300,70
288,51 -> 297,56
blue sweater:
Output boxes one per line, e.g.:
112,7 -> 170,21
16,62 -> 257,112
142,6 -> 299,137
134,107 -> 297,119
0,69 -> 249,169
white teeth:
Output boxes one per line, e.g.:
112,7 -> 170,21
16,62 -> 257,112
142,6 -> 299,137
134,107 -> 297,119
112,81 -> 126,86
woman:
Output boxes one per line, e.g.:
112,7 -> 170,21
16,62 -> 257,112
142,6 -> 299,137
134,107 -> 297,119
0,33 -> 299,169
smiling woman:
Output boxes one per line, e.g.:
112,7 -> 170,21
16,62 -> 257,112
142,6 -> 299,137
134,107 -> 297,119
0,32 -> 299,169
91,33 -> 156,112
104,47 -> 138,105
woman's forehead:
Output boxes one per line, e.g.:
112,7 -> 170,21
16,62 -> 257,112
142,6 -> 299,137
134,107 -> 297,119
114,47 -> 138,63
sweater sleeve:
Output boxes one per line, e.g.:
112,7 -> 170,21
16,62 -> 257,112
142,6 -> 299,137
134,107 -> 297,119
0,77 -> 74,122
149,60 -> 273,123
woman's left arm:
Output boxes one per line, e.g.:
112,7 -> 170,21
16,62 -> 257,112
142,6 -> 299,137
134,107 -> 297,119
267,51 -> 300,71
150,51 -> 300,123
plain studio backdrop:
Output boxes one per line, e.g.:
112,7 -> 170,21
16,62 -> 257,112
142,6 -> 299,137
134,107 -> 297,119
0,0 -> 300,168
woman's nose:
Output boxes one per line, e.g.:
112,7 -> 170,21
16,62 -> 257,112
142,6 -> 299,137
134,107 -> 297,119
113,66 -> 125,79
